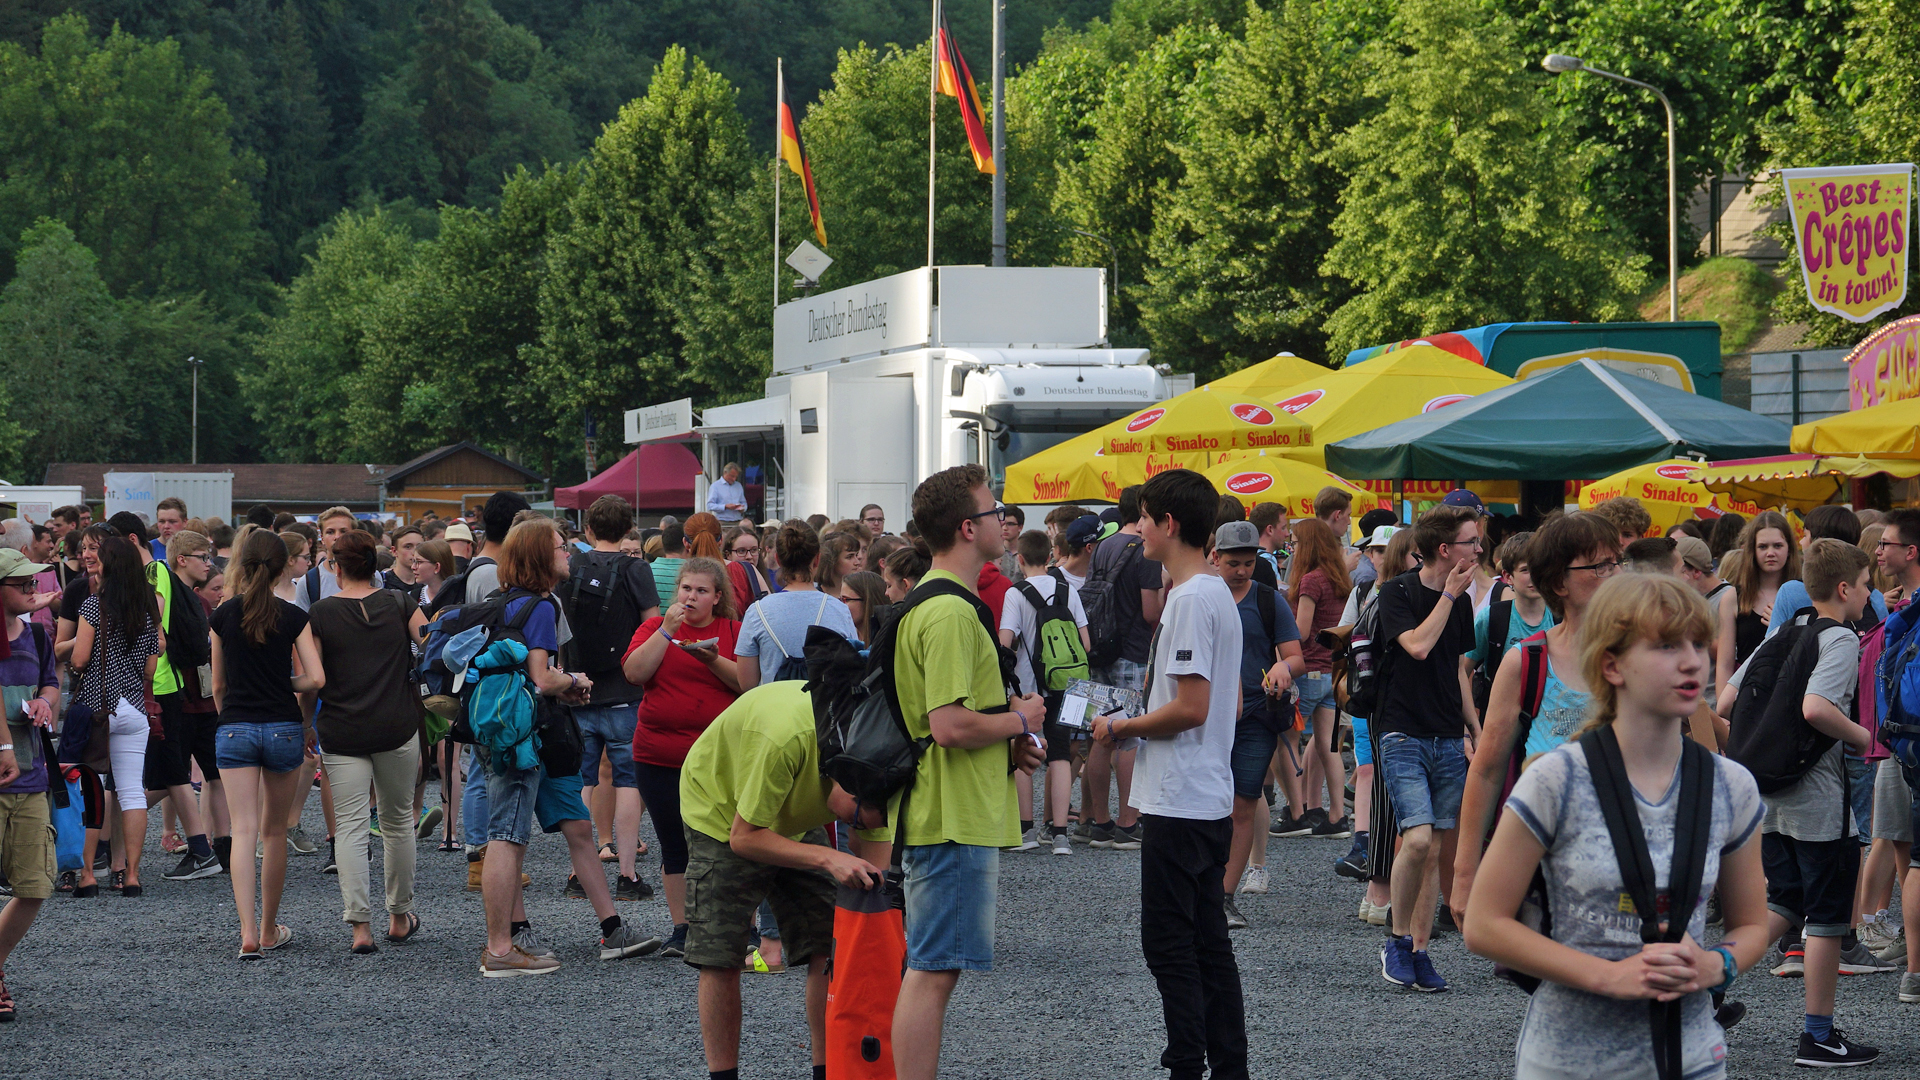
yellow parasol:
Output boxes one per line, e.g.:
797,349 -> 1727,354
1204,354 -> 1334,397
1002,387 -> 1312,503
1791,398 -> 1920,459
1203,454 -> 1391,518
1578,459 -> 1735,532
1256,345 -> 1515,467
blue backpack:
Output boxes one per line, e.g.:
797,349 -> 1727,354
418,588 -> 555,742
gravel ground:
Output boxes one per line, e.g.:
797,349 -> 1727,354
6,788 -> 1915,1079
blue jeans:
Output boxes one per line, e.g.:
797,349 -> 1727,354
574,703 -> 639,788
213,721 -> 305,773
902,842 -> 999,972
1376,732 -> 1466,832
462,745 -> 490,848
1845,752 -> 1873,846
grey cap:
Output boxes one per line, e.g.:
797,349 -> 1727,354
1673,535 -> 1713,572
1214,520 -> 1261,552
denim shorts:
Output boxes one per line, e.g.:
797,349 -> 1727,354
1296,672 -> 1337,718
1230,700 -> 1280,800
573,702 -> 640,788
486,761 -> 590,845
214,720 -> 305,773
1376,732 -> 1466,832
902,842 -> 999,972
1351,714 -> 1372,768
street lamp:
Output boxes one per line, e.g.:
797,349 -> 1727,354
187,355 -> 204,464
1542,53 -> 1678,323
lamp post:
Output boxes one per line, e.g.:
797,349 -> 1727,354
187,355 -> 204,464
1542,53 -> 1677,323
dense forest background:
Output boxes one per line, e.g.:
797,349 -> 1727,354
0,0 -> 1914,484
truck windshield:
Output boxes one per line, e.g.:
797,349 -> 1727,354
981,404 -> 1141,495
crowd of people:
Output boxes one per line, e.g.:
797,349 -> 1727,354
1,473 -> 1919,1079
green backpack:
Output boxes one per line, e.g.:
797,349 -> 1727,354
1015,570 -> 1091,694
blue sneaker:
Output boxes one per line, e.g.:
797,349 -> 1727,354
1410,948 -> 1449,993
1381,934 -> 1415,987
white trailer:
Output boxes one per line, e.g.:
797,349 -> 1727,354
640,266 -> 1180,525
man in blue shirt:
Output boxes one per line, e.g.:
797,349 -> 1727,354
705,462 -> 747,523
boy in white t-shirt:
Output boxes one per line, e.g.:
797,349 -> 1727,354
999,529 -> 1091,854
1092,469 -> 1246,1080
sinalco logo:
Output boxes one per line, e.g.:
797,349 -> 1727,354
1126,408 -> 1167,432
1230,403 -> 1276,426
1275,389 -> 1325,414
1422,394 -> 1471,412
1225,472 -> 1274,495
1654,463 -> 1700,481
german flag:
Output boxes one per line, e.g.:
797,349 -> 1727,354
935,10 -> 994,175
778,72 -> 826,246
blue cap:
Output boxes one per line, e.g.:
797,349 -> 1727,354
1441,489 -> 1484,511
1066,514 -> 1105,548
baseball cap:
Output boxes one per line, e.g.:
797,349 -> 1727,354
1365,524 -> 1399,549
1065,514 -> 1105,549
0,548 -> 51,579
1440,489 -> 1485,511
1094,507 -> 1124,542
1674,535 -> 1713,572
444,522 -> 475,544
1214,520 -> 1260,552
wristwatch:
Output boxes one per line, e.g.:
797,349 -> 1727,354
1709,944 -> 1737,993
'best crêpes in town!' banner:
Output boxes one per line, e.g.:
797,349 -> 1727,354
1781,163 -> 1913,323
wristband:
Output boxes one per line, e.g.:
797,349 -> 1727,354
658,628 -> 674,645
1442,592 -> 1458,602
0,744 -> 12,753
1709,944 -> 1736,993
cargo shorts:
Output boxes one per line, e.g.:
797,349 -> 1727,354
682,826 -> 836,970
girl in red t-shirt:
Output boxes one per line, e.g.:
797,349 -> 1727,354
621,556 -> 741,945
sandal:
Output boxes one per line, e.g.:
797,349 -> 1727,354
56,871 -> 75,893
262,925 -> 293,952
387,912 -> 421,944
350,941 -> 378,955
160,835 -> 186,855
0,973 -> 14,1021
742,947 -> 787,974
72,883 -> 99,899
238,948 -> 263,962
437,839 -> 461,853
108,870 -> 124,892
597,843 -> 617,863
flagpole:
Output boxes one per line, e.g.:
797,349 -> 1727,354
927,0 -> 939,269
774,58 -> 783,314
990,0 -> 1006,266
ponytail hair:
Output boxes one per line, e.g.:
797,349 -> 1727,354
235,529 -> 290,646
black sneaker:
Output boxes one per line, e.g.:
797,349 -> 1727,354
563,874 -> 588,899
1088,823 -> 1119,848
1434,906 -> 1459,934
1335,848 -> 1370,881
1300,807 -> 1330,832
615,874 -> 654,901
658,923 -> 688,958
1311,815 -> 1352,839
1269,813 -> 1312,838
1794,1028 -> 1879,1067
163,851 -> 222,881
1109,823 -> 1144,850
321,840 -> 338,875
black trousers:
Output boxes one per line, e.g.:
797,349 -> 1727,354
1140,814 -> 1248,1080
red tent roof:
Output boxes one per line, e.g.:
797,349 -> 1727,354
555,443 -> 761,512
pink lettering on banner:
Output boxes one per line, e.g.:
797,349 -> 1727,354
1846,314 -> 1920,409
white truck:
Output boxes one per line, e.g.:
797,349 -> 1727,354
631,266 -> 1186,524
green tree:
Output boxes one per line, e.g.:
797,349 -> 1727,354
244,207 -> 419,462
533,46 -> 756,442
1318,0 -> 1649,359
1139,0 -> 1364,376
0,221 -> 128,478
416,0 -> 496,203
0,14 -> 264,307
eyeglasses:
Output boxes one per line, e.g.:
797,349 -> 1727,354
730,545 -> 760,556
840,594 -> 862,605
1442,537 -> 1484,549
1876,539 -> 1915,551
1568,559 -> 1624,576
966,506 -> 1008,524
0,578 -> 35,591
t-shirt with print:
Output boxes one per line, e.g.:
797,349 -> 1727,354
679,681 -> 891,844
1372,570 -> 1475,739
1232,584 -> 1300,696
1522,656 -> 1591,759
1130,573 -> 1242,821
208,598 -> 308,725
1505,743 -> 1763,1080
1,618 -> 59,792
146,560 -> 181,696
736,589 -> 858,677
999,569 -> 1089,697
1727,622 -> 1858,842
1293,568 -> 1344,673
891,570 -> 1017,848
626,615 -> 740,768
1091,533 -> 1162,665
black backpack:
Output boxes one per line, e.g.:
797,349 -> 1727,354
423,556 -> 497,619
1725,610 -> 1844,794
1471,582 -> 1517,714
805,577 -> 1015,805
160,564 -> 210,670
1080,535 -> 1144,669
766,592 -> 835,682
560,550 -> 654,674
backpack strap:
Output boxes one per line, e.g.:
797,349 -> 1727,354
1486,597 -> 1516,672
1255,581 -> 1277,644
305,565 -> 322,606
1579,727 -> 1714,1080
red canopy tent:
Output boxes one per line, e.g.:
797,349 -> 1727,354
554,443 -> 761,513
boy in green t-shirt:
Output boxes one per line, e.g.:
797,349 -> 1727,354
679,682 -> 891,1080
891,465 -> 1046,1080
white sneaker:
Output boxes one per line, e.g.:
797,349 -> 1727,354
1003,827 -> 1040,853
1239,866 -> 1269,895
